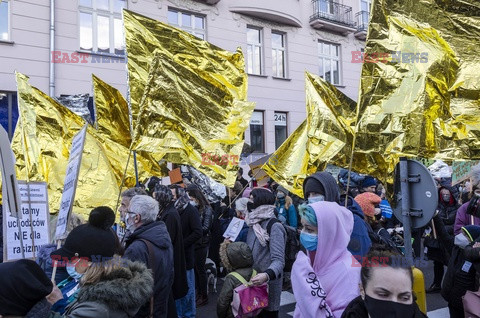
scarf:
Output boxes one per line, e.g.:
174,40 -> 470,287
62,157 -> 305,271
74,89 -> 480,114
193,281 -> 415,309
245,205 -> 276,247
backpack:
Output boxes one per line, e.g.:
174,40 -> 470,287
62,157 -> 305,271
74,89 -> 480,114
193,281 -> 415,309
266,218 -> 301,272
229,269 -> 269,318
368,228 -> 402,254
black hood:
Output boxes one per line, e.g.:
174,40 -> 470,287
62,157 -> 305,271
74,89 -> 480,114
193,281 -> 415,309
303,172 -> 340,202
127,221 -> 172,250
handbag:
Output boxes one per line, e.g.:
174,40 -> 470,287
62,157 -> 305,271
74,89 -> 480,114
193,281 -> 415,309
463,289 -> 480,318
229,269 -> 269,318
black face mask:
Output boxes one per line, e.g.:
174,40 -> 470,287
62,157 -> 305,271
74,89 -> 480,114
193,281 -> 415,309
247,202 -> 255,212
364,295 -> 415,318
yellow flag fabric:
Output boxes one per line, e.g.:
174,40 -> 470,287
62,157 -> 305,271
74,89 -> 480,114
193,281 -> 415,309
124,10 -> 255,187
11,72 -> 119,218
132,53 -> 255,187
262,72 -> 356,198
352,0 -> 480,182
92,74 -> 167,186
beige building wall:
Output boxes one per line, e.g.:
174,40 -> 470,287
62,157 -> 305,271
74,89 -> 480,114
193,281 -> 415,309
0,0 -> 368,155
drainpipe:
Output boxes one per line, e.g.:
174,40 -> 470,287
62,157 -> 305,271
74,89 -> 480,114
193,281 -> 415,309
49,0 -> 55,97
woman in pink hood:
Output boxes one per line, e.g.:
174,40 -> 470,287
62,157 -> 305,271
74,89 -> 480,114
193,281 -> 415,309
291,201 -> 360,318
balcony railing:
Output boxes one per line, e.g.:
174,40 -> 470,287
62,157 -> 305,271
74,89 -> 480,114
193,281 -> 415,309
355,11 -> 369,32
310,0 -> 355,28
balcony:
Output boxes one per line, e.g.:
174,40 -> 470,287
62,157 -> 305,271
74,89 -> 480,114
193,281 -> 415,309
354,11 -> 369,40
309,0 -> 356,35
229,0 -> 302,27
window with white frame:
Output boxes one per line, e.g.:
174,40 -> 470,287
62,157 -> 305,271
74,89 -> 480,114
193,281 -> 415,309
250,111 -> 265,153
272,32 -> 287,78
360,0 -> 371,25
0,0 -> 10,41
167,9 -> 206,40
274,112 -> 287,149
247,27 -> 263,75
318,41 -> 341,85
79,0 -> 126,55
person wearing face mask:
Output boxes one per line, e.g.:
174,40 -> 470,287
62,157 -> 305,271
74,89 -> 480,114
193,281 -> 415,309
303,172 -> 371,261
274,186 -> 298,228
123,195 -> 174,318
118,187 -> 149,243
454,166 -> 480,235
49,207 -> 119,314
233,197 -> 250,242
186,185 -> 214,307
292,201 -> 360,317
341,246 -> 427,318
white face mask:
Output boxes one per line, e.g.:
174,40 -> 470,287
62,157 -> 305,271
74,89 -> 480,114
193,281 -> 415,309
190,200 -> 197,207
125,213 -> 138,232
454,233 -> 470,249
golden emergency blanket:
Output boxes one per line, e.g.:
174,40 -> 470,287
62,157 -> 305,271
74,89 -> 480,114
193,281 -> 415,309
11,72 -> 119,218
132,53 -> 255,187
351,0 -> 480,183
124,10 -> 254,187
92,75 -> 167,186
262,73 -> 356,198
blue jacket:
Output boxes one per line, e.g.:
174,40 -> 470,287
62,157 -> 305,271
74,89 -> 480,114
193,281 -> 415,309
275,198 -> 298,228
340,195 -> 372,261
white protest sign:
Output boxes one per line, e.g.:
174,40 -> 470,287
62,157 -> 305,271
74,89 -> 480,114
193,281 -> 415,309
55,124 -> 87,240
0,125 -> 22,219
223,217 -> 245,241
3,181 -> 50,261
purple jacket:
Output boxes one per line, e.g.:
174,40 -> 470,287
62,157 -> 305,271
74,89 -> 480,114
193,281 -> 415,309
453,202 -> 480,235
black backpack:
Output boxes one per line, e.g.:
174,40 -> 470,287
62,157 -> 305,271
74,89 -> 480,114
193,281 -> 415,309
266,218 -> 301,272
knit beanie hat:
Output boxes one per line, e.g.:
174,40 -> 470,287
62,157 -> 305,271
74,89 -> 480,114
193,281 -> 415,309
354,192 -> 382,217
361,176 -> 377,188
0,259 -> 53,315
462,225 -> 480,242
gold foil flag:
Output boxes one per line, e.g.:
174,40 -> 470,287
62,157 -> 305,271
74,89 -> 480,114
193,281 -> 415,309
12,72 -> 119,218
132,53 -> 255,187
123,9 -> 248,123
352,0 -> 480,182
262,72 -> 356,197
92,74 -> 167,186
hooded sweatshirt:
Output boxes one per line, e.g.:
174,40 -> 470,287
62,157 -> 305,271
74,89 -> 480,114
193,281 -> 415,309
292,201 -> 360,318
124,221 -> 174,318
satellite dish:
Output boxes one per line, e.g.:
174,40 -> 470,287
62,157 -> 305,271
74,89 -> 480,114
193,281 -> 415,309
393,159 -> 438,229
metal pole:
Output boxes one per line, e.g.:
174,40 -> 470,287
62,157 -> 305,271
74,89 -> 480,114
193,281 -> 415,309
49,0 -> 55,97
399,157 -> 413,265
133,151 -> 139,186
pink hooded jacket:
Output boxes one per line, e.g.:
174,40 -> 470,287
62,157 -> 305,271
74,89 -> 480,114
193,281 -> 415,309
291,201 -> 360,318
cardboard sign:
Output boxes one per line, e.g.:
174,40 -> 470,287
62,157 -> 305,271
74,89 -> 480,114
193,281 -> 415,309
223,217 -> 245,241
452,160 -> 480,186
55,124 -> 87,240
0,125 -> 22,219
3,181 -> 50,261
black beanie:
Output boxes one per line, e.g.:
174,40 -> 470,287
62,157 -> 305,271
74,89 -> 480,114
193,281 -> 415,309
304,177 -> 326,198
0,259 -> 53,315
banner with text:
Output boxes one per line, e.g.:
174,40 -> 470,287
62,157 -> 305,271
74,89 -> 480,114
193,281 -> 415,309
452,160 -> 480,185
55,124 -> 87,240
0,125 -> 22,219
3,181 -> 50,261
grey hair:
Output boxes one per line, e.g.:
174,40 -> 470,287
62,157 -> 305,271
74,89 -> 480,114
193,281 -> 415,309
235,197 -> 249,215
121,187 -> 148,199
471,165 -> 480,189
129,195 -> 159,223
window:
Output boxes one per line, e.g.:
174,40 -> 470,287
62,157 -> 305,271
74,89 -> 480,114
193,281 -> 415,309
247,27 -> 263,75
79,0 -> 126,55
272,32 -> 287,78
250,111 -> 264,153
319,0 -> 334,15
0,92 -> 18,140
167,9 -> 206,40
318,41 -> 341,85
0,0 -> 10,41
274,112 -> 287,149
360,0 -> 371,25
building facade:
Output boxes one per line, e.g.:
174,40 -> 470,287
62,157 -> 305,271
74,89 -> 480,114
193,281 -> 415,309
0,0 -> 370,156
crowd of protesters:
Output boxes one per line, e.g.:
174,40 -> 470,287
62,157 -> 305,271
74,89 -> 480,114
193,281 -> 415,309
2,164 -> 480,318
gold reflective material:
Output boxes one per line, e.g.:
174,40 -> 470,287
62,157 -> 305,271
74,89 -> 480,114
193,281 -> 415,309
123,9 -> 248,124
92,74 -> 167,186
262,73 -> 356,198
352,0 -> 480,183
12,72 -> 119,218
132,53 -> 255,187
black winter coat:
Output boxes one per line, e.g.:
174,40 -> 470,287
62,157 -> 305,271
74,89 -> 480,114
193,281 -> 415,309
178,203 -> 202,270
160,203 -> 188,300
464,239 -> 480,291
341,296 -> 427,318
437,186 -> 459,235
197,205 -> 214,247
124,221 -> 174,318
